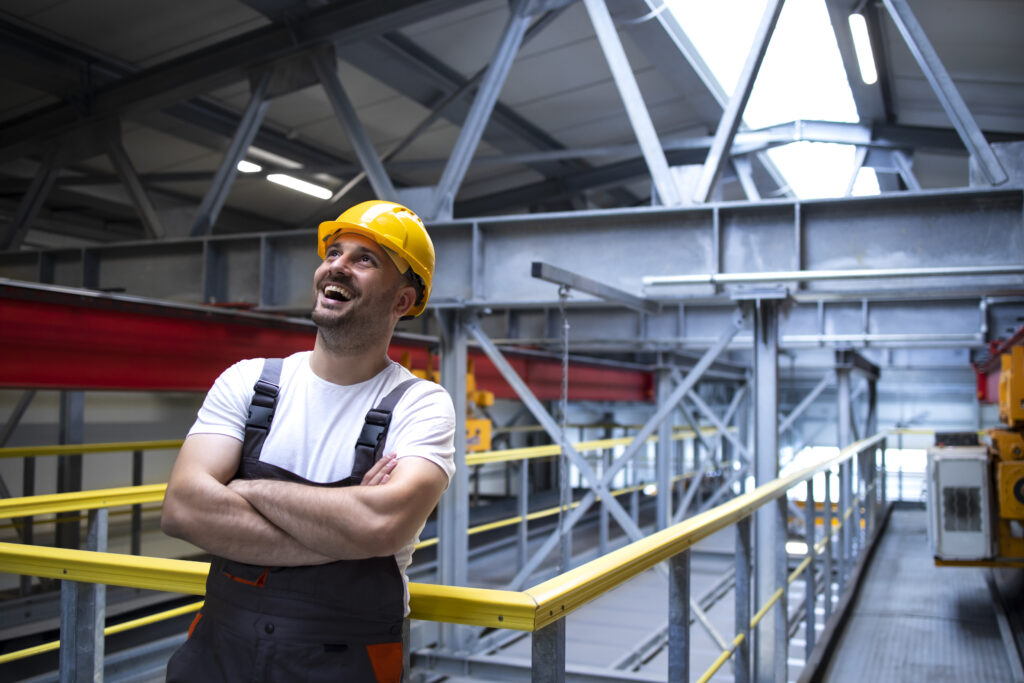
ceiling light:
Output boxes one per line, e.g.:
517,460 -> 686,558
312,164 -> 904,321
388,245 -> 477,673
267,173 -> 333,200
236,160 -> 262,173
848,13 -> 878,85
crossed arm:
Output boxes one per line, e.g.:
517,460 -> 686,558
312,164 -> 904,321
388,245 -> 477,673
160,433 -> 448,565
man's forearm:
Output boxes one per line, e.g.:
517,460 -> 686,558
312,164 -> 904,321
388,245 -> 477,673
162,475 -> 333,566
229,478 -> 386,559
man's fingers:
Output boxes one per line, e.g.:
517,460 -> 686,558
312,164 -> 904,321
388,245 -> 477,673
361,453 -> 398,486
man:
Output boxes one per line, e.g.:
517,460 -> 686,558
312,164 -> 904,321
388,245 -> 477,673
161,200 -> 455,682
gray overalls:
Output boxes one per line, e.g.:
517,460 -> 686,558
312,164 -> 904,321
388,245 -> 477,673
167,359 -> 419,682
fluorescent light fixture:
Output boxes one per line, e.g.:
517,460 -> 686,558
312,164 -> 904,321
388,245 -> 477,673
267,173 -> 333,200
848,13 -> 878,85
236,160 -> 262,173
642,484 -> 658,496
786,540 -> 809,556
247,146 -> 303,169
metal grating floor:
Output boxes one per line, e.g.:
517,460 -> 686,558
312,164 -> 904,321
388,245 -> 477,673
823,507 -> 1017,682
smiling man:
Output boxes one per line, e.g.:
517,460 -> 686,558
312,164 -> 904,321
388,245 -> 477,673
161,201 -> 455,683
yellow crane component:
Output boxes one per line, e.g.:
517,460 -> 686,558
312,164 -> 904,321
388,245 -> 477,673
400,353 -> 493,452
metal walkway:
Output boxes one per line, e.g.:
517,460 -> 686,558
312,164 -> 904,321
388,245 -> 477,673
823,507 -> 1022,682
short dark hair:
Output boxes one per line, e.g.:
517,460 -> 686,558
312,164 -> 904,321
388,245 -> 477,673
403,269 -> 425,309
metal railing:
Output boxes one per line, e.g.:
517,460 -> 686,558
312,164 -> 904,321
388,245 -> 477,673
0,431 -> 887,681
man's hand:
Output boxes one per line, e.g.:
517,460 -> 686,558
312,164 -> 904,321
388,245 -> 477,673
360,453 -> 398,486
161,433 -> 333,566
226,456 -> 448,560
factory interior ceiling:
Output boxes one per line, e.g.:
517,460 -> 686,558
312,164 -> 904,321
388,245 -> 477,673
0,0 -> 1022,375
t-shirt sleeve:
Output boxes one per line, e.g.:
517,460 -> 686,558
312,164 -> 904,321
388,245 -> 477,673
187,359 -> 262,442
386,381 -> 457,484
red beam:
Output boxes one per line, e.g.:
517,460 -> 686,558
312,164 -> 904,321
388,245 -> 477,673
0,282 -> 652,401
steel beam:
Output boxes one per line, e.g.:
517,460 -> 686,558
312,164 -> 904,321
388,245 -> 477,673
191,70 -> 272,236
532,262 -> 660,315
466,319 -> 648,589
583,0 -> 680,206
751,297 -> 785,683
0,146 -> 61,251
779,372 -> 832,436
693,0 -> 785,203
684,389 -> 752,464
437,309 -> 469,652
430,1 -> 532,219
105,123 -> 167,240
312,51 -> 397,201
881,0 -> 1008,186
0,0 -> 479,159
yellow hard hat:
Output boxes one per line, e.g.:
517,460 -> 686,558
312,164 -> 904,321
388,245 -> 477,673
317,200 -> 435,317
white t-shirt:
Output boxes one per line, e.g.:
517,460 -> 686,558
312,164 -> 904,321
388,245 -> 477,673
188,351 -> 456,614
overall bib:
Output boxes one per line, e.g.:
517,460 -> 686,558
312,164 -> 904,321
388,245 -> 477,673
167,359 -> 420,683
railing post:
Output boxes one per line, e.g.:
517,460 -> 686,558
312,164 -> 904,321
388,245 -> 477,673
61,508 -> 108,682
131,449 -> 143,556
531,620 -> 566,683
735,516 -> 752,683
804,478 -> 816,660
519,459 -> 529,566
880,438 -> 888,511
823,469 -> 833,625
668,550 -> 691,681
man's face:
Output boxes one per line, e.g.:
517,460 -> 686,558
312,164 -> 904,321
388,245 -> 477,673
311,233 -> 412,350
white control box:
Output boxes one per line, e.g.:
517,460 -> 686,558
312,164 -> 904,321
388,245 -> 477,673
926,446 -> 994,560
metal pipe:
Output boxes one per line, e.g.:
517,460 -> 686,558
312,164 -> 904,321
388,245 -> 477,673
644,264 -> 1024,286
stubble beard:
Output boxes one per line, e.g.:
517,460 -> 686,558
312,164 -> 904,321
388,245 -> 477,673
311,283 -> 397,355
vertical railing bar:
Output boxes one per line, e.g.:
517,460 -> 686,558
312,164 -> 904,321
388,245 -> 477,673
804,477 -> 816,661
734,516 -> 752,683
668,549 -> 691,682
823,469 -> 833,625
131,449 -> 143,556
531,619 -> 566,683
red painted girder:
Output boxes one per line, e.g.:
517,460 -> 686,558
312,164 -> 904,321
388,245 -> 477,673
0,282 -> 651,401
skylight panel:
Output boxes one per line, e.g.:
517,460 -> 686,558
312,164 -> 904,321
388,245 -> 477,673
668,0 -> 880,198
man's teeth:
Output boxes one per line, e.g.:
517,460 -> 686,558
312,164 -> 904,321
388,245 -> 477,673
324,284 -> 353,301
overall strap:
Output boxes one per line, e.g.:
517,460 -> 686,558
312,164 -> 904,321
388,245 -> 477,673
242,358 -> 284,463
350,378 -> 421,481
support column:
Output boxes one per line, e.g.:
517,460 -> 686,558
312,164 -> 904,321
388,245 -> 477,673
823,469 -> 834,624
437,309 -> 468,652
751,297 -> 786,683
656,369 -> 673,530
836,364 -> 852,591
56,391 -> 85,550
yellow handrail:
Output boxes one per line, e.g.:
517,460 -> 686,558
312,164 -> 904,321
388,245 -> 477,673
0,440 -> 183,459
0,426 -> 729,465
0,432 -> 885,642
521,432 -> 885,630
0,485 -> 167,520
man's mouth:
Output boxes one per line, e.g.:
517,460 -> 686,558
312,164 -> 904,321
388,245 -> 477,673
323,284 -> 354,302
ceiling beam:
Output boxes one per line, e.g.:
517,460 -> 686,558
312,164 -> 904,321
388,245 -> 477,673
0,0 -> 478,158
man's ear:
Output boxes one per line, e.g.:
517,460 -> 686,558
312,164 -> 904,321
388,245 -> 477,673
393,285 -> 416,318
